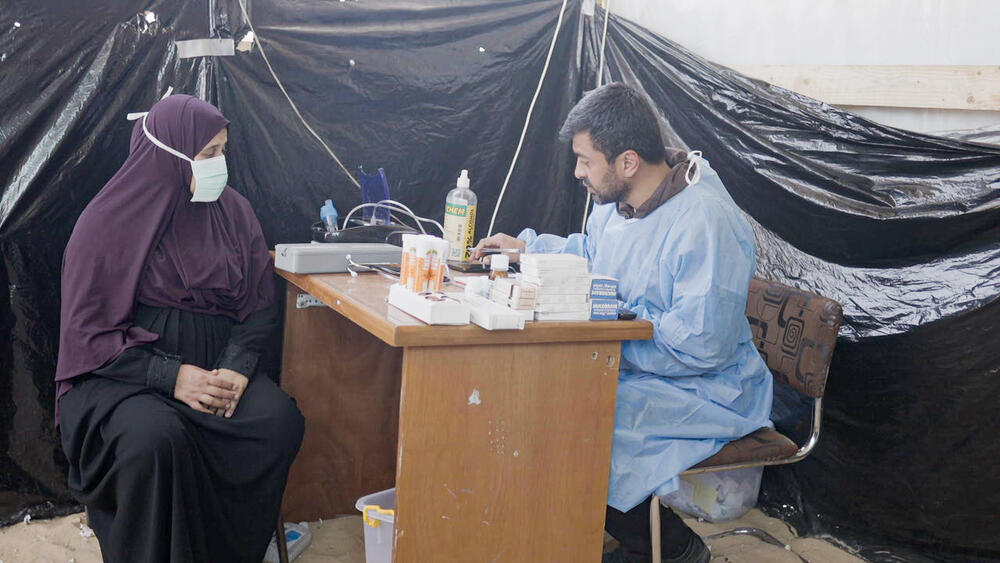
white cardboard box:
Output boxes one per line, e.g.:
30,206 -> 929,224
387,284 -> 470,325
465,296 -> 526,330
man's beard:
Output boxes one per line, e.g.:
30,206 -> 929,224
585,171 -> 628,205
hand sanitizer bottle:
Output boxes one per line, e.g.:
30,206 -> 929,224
443,170 -> 477,262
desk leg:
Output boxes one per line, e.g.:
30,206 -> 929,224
393,341 -> 621,562
279,289 -> 403,521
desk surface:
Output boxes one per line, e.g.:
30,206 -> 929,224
275,267 -> 653,348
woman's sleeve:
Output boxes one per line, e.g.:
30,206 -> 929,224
213,302 -> 280,378
91,345 -> 182,397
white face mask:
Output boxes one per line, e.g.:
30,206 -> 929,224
187,154 -> 228,202
129,112 -> 228,202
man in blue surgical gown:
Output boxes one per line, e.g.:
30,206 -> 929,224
474,83 -> 772,563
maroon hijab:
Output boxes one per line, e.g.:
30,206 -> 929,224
55,95 -> 275,415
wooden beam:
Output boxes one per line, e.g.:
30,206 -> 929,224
729,64 -> 1000,111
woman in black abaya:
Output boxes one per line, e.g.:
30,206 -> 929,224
55,94 -> 304,562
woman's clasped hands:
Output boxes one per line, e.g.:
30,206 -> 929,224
175,365 -> 248,418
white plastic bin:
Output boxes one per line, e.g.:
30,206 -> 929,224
662,466 -> 763,522
356,488 -> 396,563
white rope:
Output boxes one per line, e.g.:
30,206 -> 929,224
580,0 -> 612,233
598,0 -> 611,85
235,0 -> 360,188
486,0 -> 570,237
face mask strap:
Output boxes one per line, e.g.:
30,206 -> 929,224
126,111 -> 193,163
142,115 -> 194,162
126,99 -> 226,204
685,151 -> 703,186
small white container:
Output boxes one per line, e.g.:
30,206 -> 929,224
263,522 -> 312,563
400,234 -> 418,289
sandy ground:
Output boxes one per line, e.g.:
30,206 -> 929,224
0,509 -> 866,563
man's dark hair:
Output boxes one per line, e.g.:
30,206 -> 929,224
559,82 -> 666,164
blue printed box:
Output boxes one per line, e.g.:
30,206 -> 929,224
590,298 -> 618,321
589,276 -> 619,300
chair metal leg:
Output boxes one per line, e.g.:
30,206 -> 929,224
704,527 -> 807,563
276,514 -> 290,563
705,527 -> 783,547
650,495 -> 662,562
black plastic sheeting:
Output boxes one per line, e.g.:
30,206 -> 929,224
1,1 -> 998,560
1,0 -> 589,526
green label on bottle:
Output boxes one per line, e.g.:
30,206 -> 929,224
444,203 -> 476,261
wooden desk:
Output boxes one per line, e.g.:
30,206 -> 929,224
276,269 -> 652,562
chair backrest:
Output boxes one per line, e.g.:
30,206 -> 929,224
745,278 -> 843,399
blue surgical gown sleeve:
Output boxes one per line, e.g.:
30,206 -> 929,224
517,228 -> 593,260
622,202 -> 755,376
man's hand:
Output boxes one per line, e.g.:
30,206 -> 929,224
471,233 -> 526,263
174,364 -> 237,415
214,368 -> 249,418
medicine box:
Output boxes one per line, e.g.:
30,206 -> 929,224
466,295 -> 526,330
534,294 -> 589,305
490,278 -> 537,310
590,276 -> 619,300
534,310 -> 591,322
590,298 -> 618,320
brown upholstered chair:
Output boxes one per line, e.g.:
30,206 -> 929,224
649,278 -> 844,560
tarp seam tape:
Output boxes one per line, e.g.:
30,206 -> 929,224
175,39 -> 235,59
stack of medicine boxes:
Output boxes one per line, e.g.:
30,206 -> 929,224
490,277 -> 537,319
519,254 -> 619,321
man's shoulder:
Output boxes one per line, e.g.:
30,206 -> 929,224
664,185 -> 753,248
671,184 -> 736,222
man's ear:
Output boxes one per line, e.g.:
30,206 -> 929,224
618,149 -> 640,179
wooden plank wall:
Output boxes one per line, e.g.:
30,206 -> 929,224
730,64 -> 1000,111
